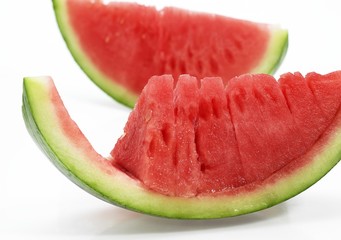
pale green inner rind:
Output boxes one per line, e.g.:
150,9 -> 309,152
23,76 -> 341,219
251,27 -> 288,74
52,0 -> 138,108
22,77 -> 112,203
53,0 -> 287,108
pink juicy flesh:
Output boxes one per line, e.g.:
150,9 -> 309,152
111,72 -> 341,197
68,0 -> 269,94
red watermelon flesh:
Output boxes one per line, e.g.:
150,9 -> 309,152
111,71 -> 341,197
68,0 -> 271,94
279,72 -> 327,140
196,78 -> 245,193
172,76 -> 201,196
111,75 -> 177,195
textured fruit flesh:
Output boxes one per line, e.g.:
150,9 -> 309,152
68,0 -> 269,95
111,72 -> 341,197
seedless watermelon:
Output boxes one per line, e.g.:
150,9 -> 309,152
53,0 -> 288,107
23,71 -> 341,219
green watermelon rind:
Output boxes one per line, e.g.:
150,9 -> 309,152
52,0 -> 288,108
52,0 -> 138,108
251,27 -> 288,75
22,76 -> 341,219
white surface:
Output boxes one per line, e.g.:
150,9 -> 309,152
1,0 -> 341,239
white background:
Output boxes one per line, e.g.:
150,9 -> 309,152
1,0 -> 341,239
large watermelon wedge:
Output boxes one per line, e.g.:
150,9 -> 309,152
22,71 -> 341,219
53,0 -> 288,107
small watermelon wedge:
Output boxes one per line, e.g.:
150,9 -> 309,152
23,72 -> 341,219
53,0 -> 288,107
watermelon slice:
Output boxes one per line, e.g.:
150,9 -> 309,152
22,71 -> 341,219
53,0 -> 288,107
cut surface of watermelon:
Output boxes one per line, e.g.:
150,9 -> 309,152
53,0 -> 288,107
23,71 -> 341,219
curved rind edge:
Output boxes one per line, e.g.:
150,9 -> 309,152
22,77 -> 114,204
22,76 -> 341,219
52,0 -> 288,108
52,0 -> 138,108
251,26 -> 289,75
